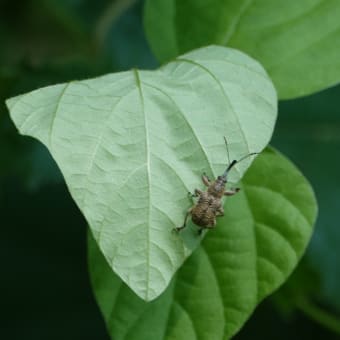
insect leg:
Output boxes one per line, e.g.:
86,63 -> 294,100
224,188 -> 240,196
175,207 -> 193,232
206,219 -> 217,229
201,172 -> 211,187
216,205 -> 224,216
198,227 -> 205,235
187,189 -> 202,198
194,188 -> 202,196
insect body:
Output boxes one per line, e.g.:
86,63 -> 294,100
175,138 -> 257,235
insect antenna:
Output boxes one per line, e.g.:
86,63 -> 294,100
222,151 -> 258,178
223,136 -> 231,166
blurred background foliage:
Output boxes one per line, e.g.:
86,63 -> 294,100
0,0 -> 339,339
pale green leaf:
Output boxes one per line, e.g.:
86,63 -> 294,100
89,147 -> 317,339
6,45 -> 277,301
144,0 -> 340,99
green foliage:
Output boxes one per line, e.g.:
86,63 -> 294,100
6,45 -> 277,301
144,0 -> 340,99
3,1 -> 337,338
89,147 -> 317,339
272,85 -> 340,316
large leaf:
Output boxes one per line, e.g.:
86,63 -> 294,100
144,0 -> 340,99
6,45 -> 277,301
272,84 -> 340,313
89,147 -> 317,339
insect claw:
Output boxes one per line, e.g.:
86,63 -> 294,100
174,225 -> 185,233
172,227 -> 180,233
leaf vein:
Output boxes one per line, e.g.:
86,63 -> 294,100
133,69 -> 152,300
49,83 -> 71,149
175,57 -> 251,166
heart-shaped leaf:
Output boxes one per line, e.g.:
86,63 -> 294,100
145,0 -> 340,99
89,147 -> 317,339
6,45 -> 277,300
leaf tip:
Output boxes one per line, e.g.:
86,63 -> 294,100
5,95 -> 19,111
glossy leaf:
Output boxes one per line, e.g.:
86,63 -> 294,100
89,147 -> 318,339
6,45 -> 277,301
144,0 -> 340,99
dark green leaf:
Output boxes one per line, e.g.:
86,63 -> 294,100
145,0 -> 340,99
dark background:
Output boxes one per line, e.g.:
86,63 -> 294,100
1,0 -> 340,339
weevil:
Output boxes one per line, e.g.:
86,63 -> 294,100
175,137 -> 257,235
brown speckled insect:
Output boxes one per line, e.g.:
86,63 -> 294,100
175,137 -> 257,235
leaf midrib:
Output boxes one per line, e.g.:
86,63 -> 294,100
133,69 -> 153,301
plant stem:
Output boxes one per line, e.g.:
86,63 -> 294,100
95,0 -> 138,50
296,298 -> 340,335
